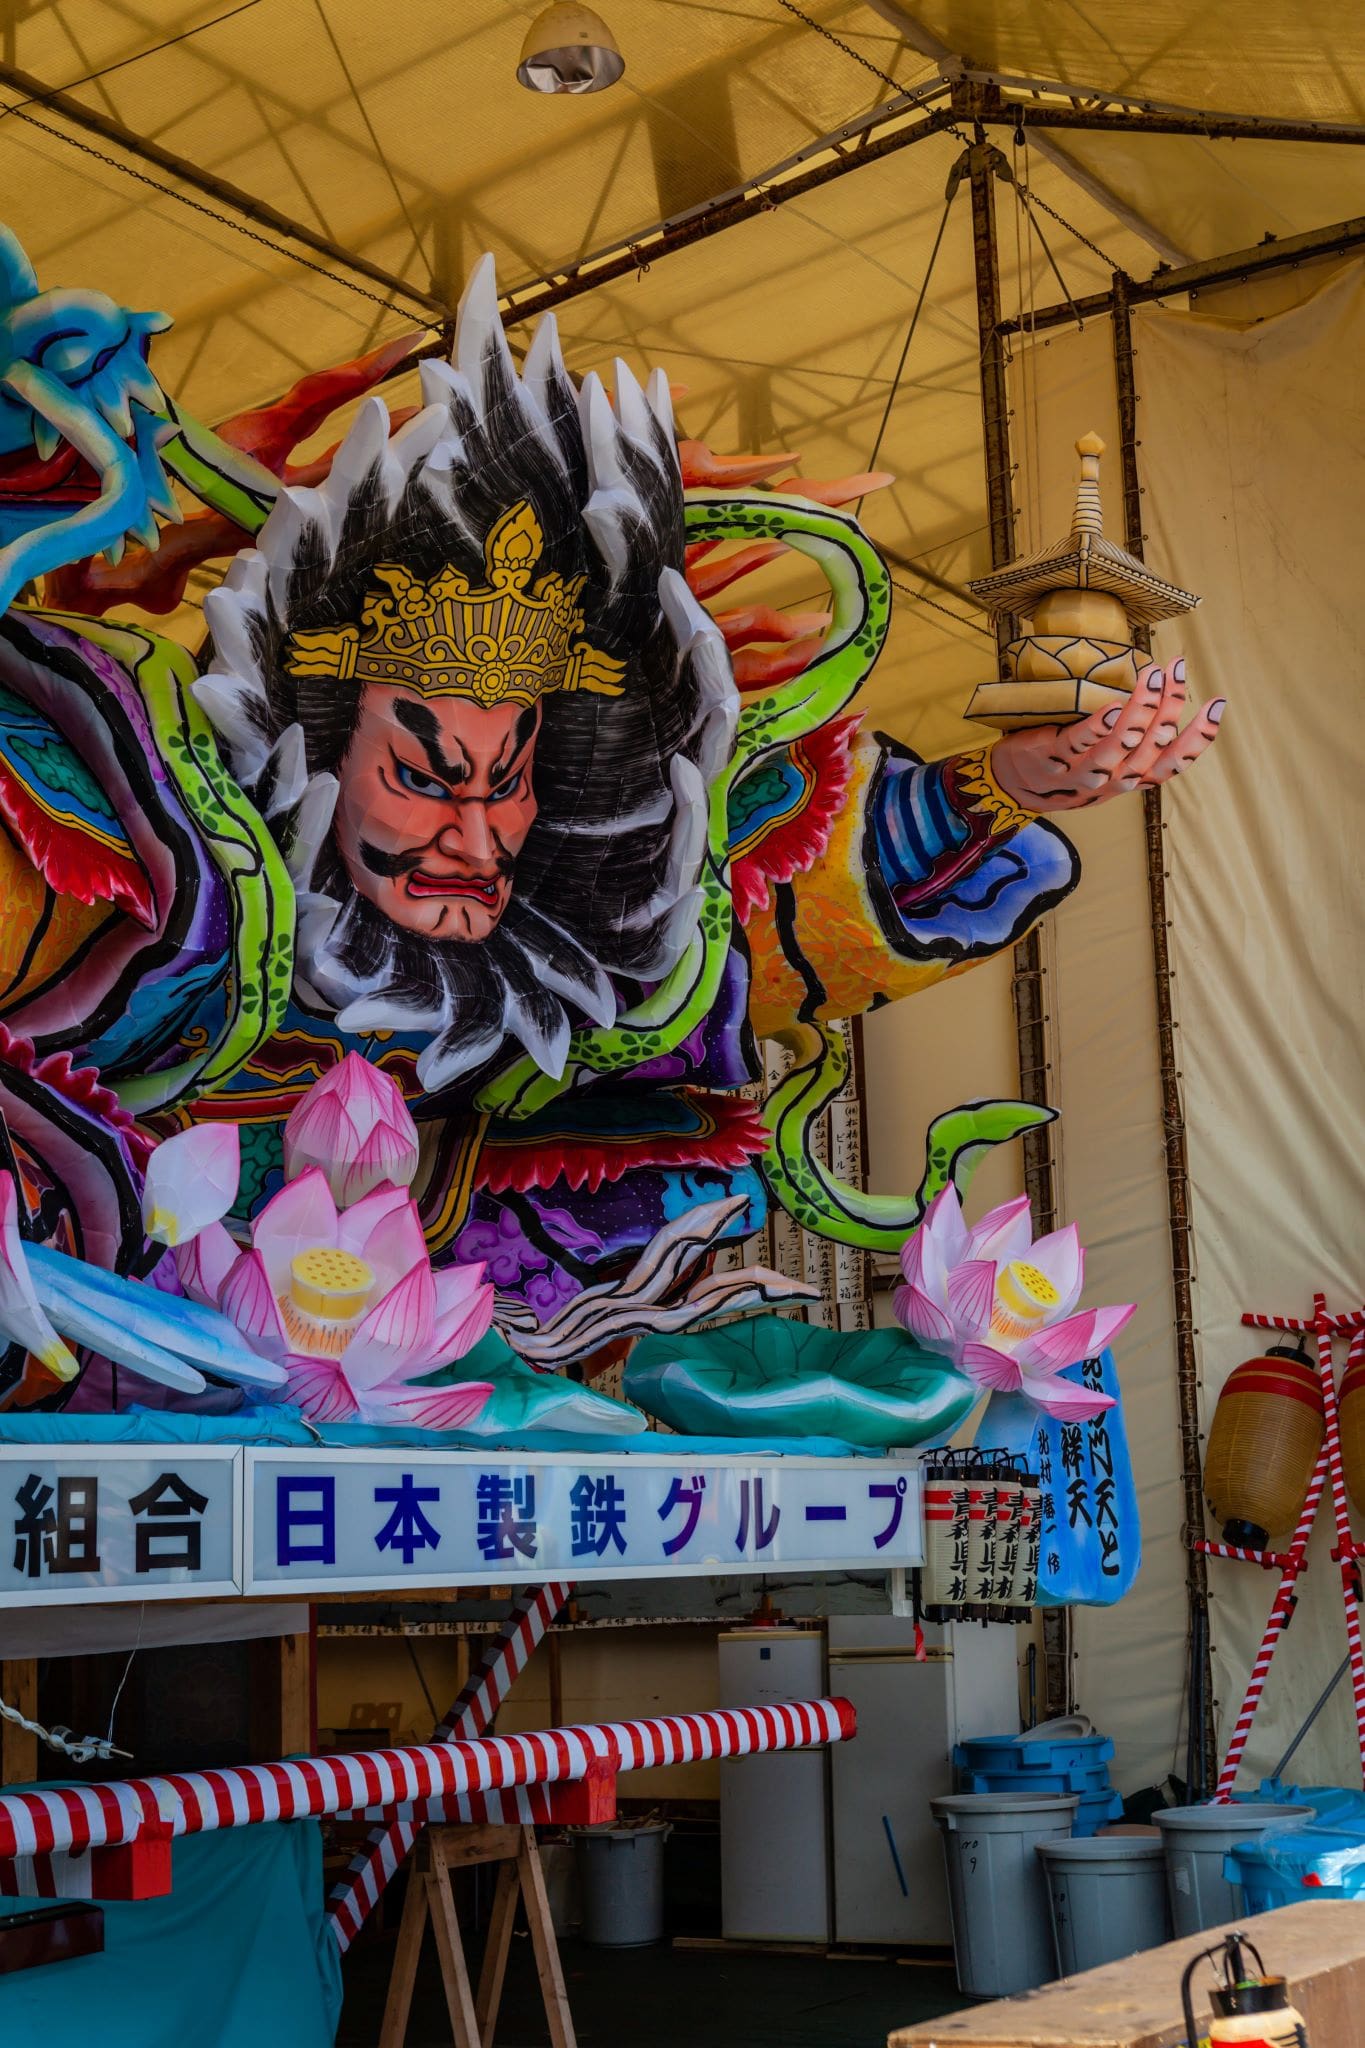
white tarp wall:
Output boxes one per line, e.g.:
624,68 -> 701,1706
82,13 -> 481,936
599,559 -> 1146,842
1143,258 -> 1365,1790
867,255 -> 1365,1794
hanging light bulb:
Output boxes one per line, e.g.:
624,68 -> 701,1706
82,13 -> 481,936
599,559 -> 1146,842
517,4 -> 624,93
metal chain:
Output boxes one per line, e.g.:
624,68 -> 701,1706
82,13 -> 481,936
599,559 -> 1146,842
1013,177 -> 1116,271
770,0 -> 1123,269
769,0 -> 943,101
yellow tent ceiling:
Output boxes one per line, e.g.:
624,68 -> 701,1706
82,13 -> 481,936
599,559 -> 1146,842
1,1 -> 1360,734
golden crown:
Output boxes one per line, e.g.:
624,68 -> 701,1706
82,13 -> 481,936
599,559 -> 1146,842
283,501 -> 625,708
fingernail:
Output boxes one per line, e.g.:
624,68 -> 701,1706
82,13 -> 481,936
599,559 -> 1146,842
1101,705 -> 1122,728
1121,731 -> 1143,750
1145,668 -> 1163,692
1173,657 -> 1186,683
1208,699 -> 1226,724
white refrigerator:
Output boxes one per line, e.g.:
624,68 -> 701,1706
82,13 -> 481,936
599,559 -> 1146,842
828,1616 -> 1020,1945
719,1627 -> 832,1942
717,1617 -> 1020,1947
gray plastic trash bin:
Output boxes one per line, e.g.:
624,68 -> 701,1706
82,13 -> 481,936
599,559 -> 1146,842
1154,1802 -> 1311,1935
931,1792 -> 1078,1998
575,1821 -> 671,1946
1038,1834 -> 1170,1975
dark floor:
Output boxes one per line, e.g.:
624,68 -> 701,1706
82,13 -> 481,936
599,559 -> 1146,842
339,1934 -> 965,2047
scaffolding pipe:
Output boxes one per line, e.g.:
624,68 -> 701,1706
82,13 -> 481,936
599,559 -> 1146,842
1108,270 -> 1216,1789
1004,214 -> 1365,336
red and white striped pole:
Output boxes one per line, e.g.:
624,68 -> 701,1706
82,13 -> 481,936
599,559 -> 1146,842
0,1698 -> 855,1863
1312,1303 -> 1365,1775
1209,1298 -> 1365,1799
328,1579 -> 571,1949
1211,1439 -> 1327,1801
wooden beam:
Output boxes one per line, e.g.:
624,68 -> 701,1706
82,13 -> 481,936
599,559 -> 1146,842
248,1626 -> 313,1759
0,1660 -> 37,1785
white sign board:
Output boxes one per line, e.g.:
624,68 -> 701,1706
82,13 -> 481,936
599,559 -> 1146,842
0,1446 -> 241,1606
0,1447 -> 922,1603
244,1449 -> 922,1594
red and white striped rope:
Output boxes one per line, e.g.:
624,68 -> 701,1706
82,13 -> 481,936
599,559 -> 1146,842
0,1698 -> 855,1863
327,1580 -> 570,1949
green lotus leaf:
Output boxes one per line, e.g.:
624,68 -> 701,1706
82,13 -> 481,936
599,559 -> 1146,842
624,1316 -> 977,1448
417,1330 -> 648,1437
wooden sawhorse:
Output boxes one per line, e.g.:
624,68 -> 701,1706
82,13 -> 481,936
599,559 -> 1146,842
379,1822 -> 575,2048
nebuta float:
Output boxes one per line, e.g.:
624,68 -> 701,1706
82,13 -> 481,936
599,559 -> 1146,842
0,234 -> 1221,1403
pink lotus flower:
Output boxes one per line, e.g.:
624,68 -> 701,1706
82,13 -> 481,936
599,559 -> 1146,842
893,1187 -> 1132,1420
283,1053 -> 420,1206
150,1059 -> 493,1427
0,1176 -> 78,1386
176,1171 -> 494,1424
143,1123 -> 242,1247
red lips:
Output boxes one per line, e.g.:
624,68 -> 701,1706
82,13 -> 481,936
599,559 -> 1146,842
404,870 -> 502,904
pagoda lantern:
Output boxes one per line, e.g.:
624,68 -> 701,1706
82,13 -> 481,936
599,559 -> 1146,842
964,432 -> 1200,731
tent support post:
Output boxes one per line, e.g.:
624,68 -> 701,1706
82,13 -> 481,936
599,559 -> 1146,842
967,136 -> 1058,1240
1110,271 -> 1216,1790
963,126 -> 1071,1712
964,131 -> 1059,1248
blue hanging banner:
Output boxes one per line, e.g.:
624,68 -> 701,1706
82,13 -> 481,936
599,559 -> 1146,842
979,1349 -> 1140,1607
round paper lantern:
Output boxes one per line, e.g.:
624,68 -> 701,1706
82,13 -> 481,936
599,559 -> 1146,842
1203,1342 -> 1324,1547
1338,1353 -> 1365,1516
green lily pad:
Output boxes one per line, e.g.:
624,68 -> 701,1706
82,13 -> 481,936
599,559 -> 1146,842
418,1330 -> 648,1437
624,1316 -> 977,1448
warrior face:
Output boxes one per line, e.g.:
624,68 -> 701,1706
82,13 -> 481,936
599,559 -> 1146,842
333,685 -> 541,943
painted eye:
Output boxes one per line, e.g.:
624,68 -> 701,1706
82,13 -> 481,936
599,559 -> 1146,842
394,759 -> 448,798
491,772 -> 523,802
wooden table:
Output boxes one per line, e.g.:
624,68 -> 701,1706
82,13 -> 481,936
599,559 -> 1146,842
889,1901 -> 1365,2047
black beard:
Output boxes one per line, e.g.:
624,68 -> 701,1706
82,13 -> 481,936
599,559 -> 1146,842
304,840 -> 616,1095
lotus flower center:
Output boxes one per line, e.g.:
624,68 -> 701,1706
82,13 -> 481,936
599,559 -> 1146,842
991,1259 -> 1060,1342
281,1246 -> 376,1356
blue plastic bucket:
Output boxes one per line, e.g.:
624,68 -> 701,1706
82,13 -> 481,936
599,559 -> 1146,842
961,1764 -> 1114,1798
956,1732 -> 1115,1782
1229,1824 -> 1365,1914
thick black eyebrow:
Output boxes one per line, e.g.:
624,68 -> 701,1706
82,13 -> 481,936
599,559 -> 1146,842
394,697 -> 469,782
492,703 -> 539,784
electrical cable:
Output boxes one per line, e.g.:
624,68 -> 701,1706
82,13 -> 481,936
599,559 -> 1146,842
0,2 -> 265,124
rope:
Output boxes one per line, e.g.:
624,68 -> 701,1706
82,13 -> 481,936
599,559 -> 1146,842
0,1693 -> 131,1767
866,189 -> 955,475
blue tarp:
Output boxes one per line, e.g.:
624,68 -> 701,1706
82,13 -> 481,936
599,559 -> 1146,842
0,1821 -> 341,2048
0,1409 -> 874,1458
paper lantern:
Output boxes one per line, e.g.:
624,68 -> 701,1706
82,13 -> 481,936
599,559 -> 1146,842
1203,1342 -> 1324,1547
1338,1352 -> 1365,1516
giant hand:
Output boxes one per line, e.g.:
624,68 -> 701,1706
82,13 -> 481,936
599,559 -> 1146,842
990,659 -> 1223,814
